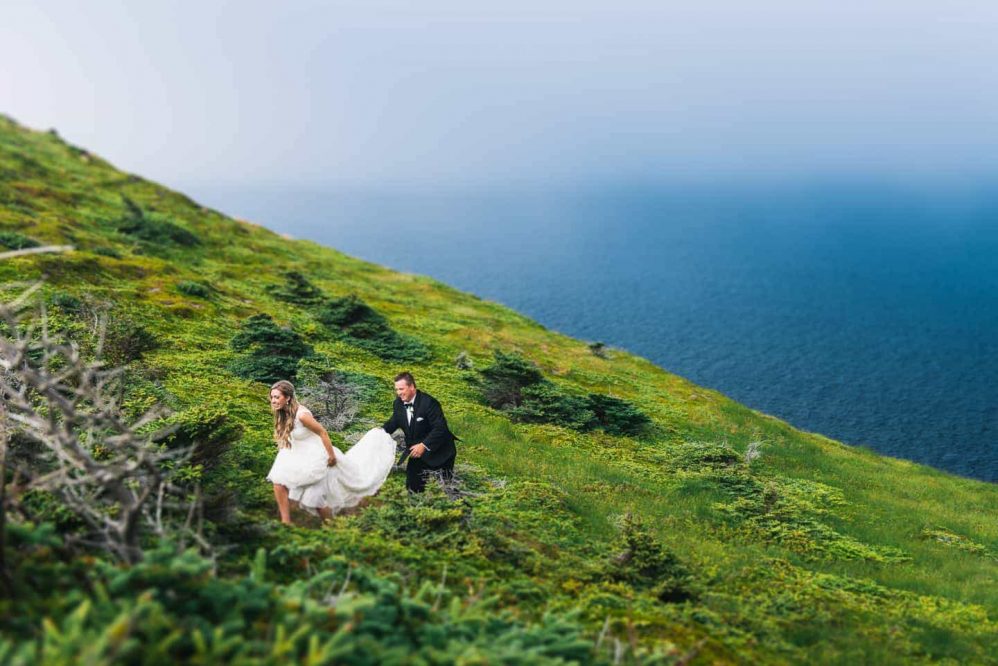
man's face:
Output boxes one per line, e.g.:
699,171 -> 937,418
395,379 -> 416,403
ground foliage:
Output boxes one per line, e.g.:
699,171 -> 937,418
316,294 -> 431,363
481,351 -> 651,436
0,230 -> 39,249
228,313 -> 313,384
2,115 -> 998,664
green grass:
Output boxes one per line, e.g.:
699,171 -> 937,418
2,113 -> 997,664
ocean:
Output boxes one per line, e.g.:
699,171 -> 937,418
188,181 -> 998,482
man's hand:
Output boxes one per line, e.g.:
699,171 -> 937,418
409,443 -> 428,458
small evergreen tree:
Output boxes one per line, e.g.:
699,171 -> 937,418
101,317 -> 159,366
317,295 -> 429,362
510,383 -> 598,431
228,314 -> 311,383
176,280 -> 213,299
587,393 -> 651,436
609,515 -> 697,603
116,196 -> 200,247
478,351 -> 545,409
0,231 -> 39,250
274,271 -> 325,305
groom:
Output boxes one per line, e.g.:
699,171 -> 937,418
382,372 -> 457,493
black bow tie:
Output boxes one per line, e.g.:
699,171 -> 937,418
404,402 -> 414,408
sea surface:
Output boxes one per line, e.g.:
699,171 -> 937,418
189,182 -> 998,482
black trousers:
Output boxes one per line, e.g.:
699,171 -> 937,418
406,453 -> 456,493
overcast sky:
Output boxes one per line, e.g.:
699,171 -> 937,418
2,1 -> 996,190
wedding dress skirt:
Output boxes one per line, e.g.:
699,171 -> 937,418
266,411 -> 396,514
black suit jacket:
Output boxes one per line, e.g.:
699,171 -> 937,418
382,390 -> 456,468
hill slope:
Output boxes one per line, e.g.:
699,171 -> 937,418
2,115 -> 997,664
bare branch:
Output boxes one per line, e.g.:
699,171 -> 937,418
1,271 -> 208,564
0,245 -> 74,261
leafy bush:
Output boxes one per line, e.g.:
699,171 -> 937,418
116,196 -> 200,247
316,295 -> 429,362
176,280 -> 213,299
587,393 -> 651,436
274,271 -> 325,305
0,231 -> 39,250
228,313 -> 311,383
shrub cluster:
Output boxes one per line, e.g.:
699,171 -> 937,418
479,351 -> 650,436
0,230 -> 39,250
176,280 -> 213,299
274,270 -> 325,305
116,196 -> 200,248
608,516 -> 697,603
102,317 -> 159,366
157,406 -> 243,471
511,382 -> 597,431
1,546 -> 605,665
317,295 -> 429,363
228,313 -> 312,384
92,246 -> 122,258
269,271 -> 429,363
587,393 -> 652,436
588,341 -> 609,358
49,291 -> 83,314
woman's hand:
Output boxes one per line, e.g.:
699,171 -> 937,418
299,407 -> 338,467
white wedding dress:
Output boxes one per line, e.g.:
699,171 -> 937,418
266,406 -> 396,515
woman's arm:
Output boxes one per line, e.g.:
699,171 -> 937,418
299,409 -> 337,466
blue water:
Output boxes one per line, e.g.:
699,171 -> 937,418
189,182 -> 998,482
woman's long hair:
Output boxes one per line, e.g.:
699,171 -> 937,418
271,380 -> 299,449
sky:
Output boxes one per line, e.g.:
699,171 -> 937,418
2,1 -> 997,190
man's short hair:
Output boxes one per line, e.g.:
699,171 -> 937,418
394,371 -> 416,386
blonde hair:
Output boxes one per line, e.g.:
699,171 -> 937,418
270,380 -> 300,449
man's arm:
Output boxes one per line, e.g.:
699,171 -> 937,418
382,403 -> 400,434
421,398 -> 452,450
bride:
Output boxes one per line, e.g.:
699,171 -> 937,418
266,380 -> 395,524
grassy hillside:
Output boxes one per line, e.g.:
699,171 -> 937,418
2,114 -> 996,664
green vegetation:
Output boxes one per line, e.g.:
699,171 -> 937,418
316,294 -> 430,363
274,270 -> 326,305
115,196 -> 201,248
2,114 -> 998,664
176,279 -> 213,299
229,313 -> 312,384
0,230 -> 39,249
480,351 -> 651,436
